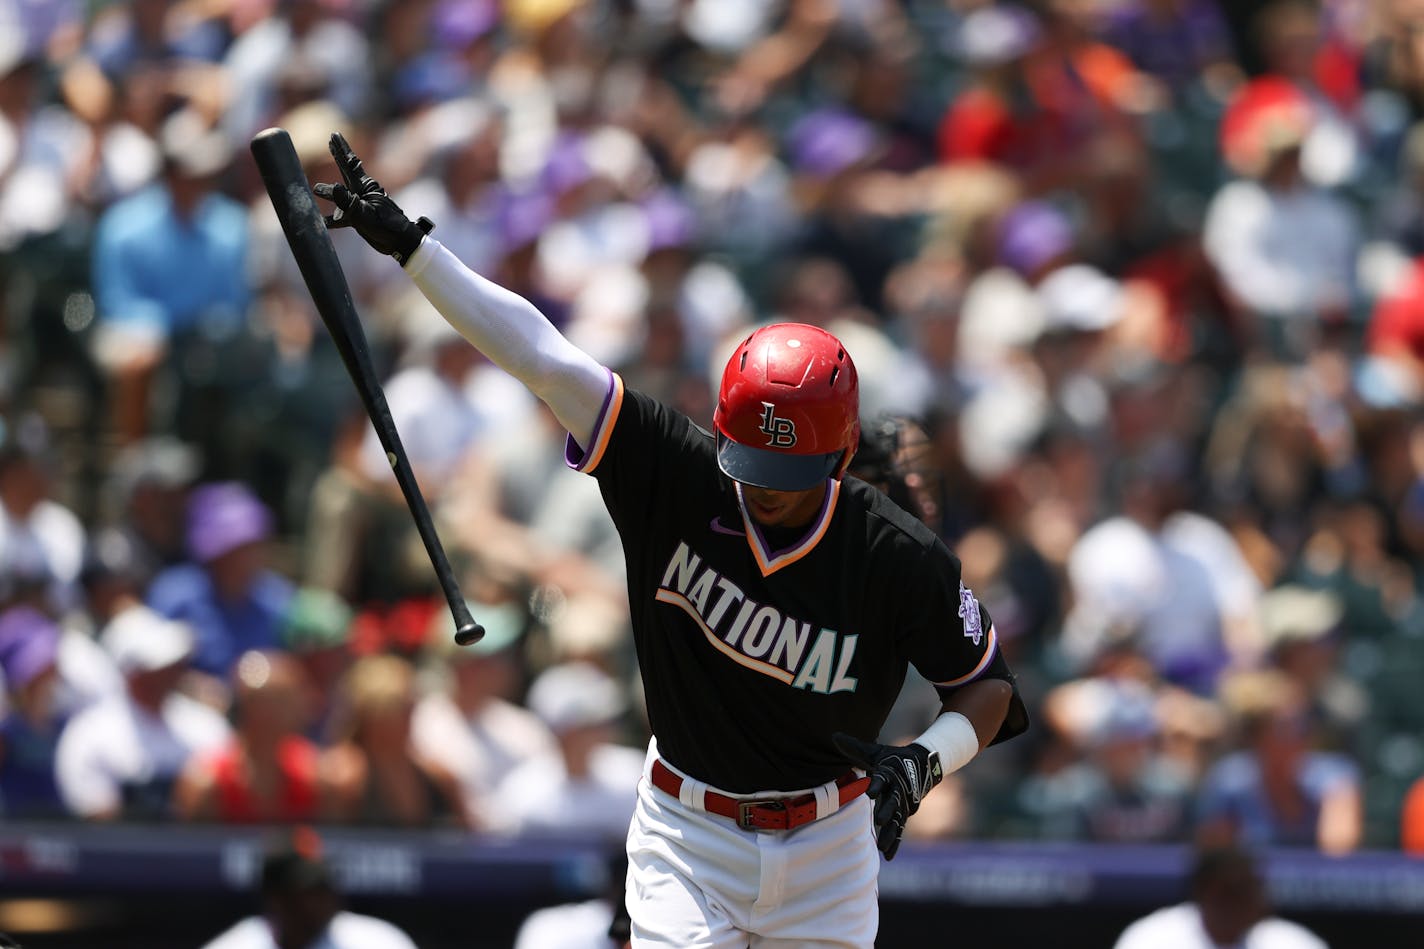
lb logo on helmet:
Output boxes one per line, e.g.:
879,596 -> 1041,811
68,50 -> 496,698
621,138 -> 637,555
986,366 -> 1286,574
713,323 -> 860,491
758,403 -> 797,448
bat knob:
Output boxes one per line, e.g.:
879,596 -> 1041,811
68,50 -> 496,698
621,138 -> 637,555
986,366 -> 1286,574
454,623 -> 486,647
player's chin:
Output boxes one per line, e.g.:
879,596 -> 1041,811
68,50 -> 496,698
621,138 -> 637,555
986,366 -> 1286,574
746,504 -> 788,526
743,489 -> 796,525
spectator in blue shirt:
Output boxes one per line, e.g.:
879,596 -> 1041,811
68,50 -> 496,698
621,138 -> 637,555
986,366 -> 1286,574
90,109 -> 250,443
147,482 -> 293,678
1196,670 -> 1362,853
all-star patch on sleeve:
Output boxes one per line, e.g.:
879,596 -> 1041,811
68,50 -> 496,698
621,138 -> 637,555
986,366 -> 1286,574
898,536 -> 1028,745
899,539 -> 1000,689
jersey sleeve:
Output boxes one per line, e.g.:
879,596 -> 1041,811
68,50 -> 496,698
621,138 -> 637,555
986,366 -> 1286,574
564,376 -> 708,524
900,539 -> 1029,745
899,539 -> 1000,687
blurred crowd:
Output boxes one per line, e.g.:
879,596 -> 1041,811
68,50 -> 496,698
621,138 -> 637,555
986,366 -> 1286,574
3,0 -> 1424,859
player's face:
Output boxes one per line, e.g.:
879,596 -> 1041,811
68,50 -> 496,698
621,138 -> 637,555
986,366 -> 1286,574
741,483 -> 828,528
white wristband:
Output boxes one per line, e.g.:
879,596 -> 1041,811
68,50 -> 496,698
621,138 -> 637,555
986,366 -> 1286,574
913,711 -> 980,777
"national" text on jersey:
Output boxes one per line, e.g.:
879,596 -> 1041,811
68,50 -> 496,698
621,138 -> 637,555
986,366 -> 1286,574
655,542 -> 858,694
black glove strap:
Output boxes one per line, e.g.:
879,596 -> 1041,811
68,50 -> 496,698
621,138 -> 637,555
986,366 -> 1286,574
393,216 -> 435,267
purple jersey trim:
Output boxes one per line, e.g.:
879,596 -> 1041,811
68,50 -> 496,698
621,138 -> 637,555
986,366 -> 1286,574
565,368 -> 617,472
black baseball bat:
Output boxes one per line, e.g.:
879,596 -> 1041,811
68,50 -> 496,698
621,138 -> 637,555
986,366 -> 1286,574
249,127 -> 484,647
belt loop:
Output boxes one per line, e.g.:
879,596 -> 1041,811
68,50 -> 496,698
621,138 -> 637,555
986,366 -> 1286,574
814,783 -> 837,820
679,774 -> 706,812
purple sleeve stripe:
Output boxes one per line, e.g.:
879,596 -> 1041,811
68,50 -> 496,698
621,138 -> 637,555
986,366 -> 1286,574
565,369 -> 617,472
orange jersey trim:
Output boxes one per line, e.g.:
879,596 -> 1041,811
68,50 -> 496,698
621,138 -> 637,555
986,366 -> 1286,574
575,373 -> 625,475
931,625 -> 999,689
737,479 -> 841,578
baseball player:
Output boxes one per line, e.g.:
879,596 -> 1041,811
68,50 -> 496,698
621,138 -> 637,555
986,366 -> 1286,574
315,134 -> 1027,948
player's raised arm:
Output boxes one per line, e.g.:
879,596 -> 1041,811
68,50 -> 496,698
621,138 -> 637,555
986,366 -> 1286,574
312,133 -> 609,448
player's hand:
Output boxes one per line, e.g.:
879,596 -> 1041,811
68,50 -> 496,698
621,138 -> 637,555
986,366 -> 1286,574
832,732 -> 942,860
312,132 -> 434,266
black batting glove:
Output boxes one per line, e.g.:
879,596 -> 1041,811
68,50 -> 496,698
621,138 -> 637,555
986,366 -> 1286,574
832,732 -> 942,860
312,132 -> 433,267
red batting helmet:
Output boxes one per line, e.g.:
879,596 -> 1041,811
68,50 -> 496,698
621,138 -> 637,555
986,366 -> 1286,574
713,323 -> 859,491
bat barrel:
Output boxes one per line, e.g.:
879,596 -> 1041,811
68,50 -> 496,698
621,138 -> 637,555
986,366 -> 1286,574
250,128 -> 382,400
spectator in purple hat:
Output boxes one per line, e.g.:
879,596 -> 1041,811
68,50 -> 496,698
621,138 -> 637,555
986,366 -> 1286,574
432,0 -> 500,55
949,199 -> 1074,378
0,606 -> 68,818
491,188 -> 567,326
147,482 -> 295,677
1101,0 -> 1240,96
634,186 -> 750,381
786,107 -> 902,310
996,200 -> 1076,284
786,107 -> 882,184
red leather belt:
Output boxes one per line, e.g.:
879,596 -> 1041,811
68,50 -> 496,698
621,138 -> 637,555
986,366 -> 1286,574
650,759 -> 870,832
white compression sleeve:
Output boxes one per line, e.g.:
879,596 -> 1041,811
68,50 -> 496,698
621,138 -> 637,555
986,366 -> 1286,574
913,711 -> 980,777
404,238 -> 609,448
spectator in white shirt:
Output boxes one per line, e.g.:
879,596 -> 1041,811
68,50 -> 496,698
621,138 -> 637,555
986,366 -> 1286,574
200,829 -> 418,949
491,661 -> 643,839
54,606 -> 228,819
0,414 -> 85,613
305,308 -> 527,601
1114,845 -> 1327,949
411,588 -> 556,830
1063,449 -> 1258,694
354,316 -> 491,494
514,850 -> 631,949
1203,78 -> 1360,356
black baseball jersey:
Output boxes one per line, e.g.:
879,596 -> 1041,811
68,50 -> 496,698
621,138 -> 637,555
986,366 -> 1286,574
569,375 -> 1025,794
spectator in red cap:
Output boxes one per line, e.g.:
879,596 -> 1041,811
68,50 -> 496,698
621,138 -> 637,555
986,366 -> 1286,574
147,482 -> 295,677
1203,76 -> 1360,354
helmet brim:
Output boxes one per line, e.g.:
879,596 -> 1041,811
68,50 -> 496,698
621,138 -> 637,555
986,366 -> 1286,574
716,432 -> 841,491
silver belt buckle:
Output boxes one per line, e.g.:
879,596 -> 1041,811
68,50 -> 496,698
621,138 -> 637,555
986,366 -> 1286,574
737,798 -> 785,831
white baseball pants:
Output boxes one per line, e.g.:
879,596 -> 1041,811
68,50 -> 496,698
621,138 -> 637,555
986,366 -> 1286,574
625,742 -> 879,948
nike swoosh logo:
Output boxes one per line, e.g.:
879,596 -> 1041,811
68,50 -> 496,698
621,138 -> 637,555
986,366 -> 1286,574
710,517 -> 744,536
